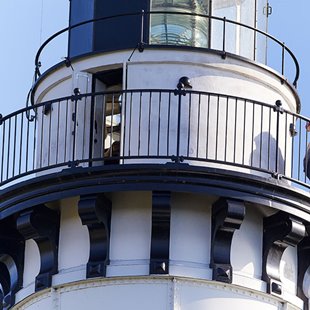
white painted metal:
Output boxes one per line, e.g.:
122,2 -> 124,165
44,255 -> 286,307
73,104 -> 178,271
14,277 -> 299,310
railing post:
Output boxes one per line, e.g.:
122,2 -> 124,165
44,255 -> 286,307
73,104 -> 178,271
281,42 -> 285,76
222,17 -> 227,59
273,100 -> 284,177
172,77 -> 192,163
70,87 -> 82,167
35,61 -> 42,81
88,93 -> 95,167
138,10 -> 145,52
175,90 -> 184,163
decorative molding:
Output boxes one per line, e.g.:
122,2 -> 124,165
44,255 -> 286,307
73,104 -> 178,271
0,218 -> 24,310
78,194 -> 111,278
211,198 -> 245,283
150,191 -> 171,274
16,205 -> 60,292
262,211 -> 305,296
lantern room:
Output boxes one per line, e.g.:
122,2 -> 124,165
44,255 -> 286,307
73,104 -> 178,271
69,0 -> 269,62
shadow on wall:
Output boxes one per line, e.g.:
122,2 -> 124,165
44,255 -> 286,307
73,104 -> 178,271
251,132 -> 285,175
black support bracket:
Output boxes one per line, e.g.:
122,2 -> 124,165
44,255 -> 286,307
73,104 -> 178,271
16,205 -> 60,292
263,211 -> 305,296
78,194 -> 112,278
210,198 -> 245,284
297,228 -> 310,310
0,218 -> 24,310
150,191 -> 171,275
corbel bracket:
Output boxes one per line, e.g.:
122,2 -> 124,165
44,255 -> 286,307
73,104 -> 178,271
211,198 -> 245,283
0,218 -> 24,310
78,194 -> 111,278
263,212 -> 305,295
16,205 -> 60,291
297,227 -> 310,310
150,191 -> 171,275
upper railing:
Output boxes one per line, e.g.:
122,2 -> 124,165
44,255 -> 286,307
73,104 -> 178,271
0,89 -> 309,192
33,11 -> 299,87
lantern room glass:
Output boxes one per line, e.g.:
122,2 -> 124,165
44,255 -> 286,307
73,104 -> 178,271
150,0 -> 268,64
150,0 -> 210,48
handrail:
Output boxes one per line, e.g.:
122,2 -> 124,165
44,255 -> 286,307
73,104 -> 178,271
33,11 -> 299,87
1,89 -> 309,192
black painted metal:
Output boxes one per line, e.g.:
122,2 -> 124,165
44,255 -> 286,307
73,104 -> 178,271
33,11 -> 299,86
262,211 -> 305,295
297,235 -> 310,310
16,205 -> 60,291
78,194 -> 112,278
150,191 -> 171,274
1,89 -> 309,193
0,218 -> 24,310
210,198 -> 245,283
1,164 -> 310,223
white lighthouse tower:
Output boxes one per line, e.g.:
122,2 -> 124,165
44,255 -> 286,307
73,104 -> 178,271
0,1 -> 310,310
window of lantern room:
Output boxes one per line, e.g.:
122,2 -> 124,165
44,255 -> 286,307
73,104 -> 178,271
150,0 -> 210,48
211,0 -> 268,62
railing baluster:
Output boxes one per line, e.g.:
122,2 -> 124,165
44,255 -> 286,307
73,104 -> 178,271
12,115 -> 17,177
206,94 -> 210,159
140,10 -> 144,46
147,91 -> 152,157
282,43 -> 285,76
233,98 -> 237,164
83,96 -> 87,160
251,101 -> 255,167
138,91 -> 142,156
222,17 -> 226,57
64,99 -> 69,162
40,107 -> 44,169
32,108 -> 37,171
196,93 -> 201,159
167,92 -> 171,157
128,92 -> 133,157
102,94 -> 107,159
48,103 -> 52,166
215,95 -> 219,160
298,117 -> 302,180
19,113 -> 24,175
122,91 -> 127,161
187,93 -> 192,158
1,121 -> 5,182
268,107 -> 271,171
284,112 -> 288,176
110,93 -> 115,158
157,92 -> 162,157
6,118 -> 11,180
304,119 -> 308,183
56,101 -> 60,165
224,97 -> 229,162
242,99 -> 246,165
259,104 -> 263,169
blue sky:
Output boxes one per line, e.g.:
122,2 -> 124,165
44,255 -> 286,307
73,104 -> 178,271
0,0 -> 309,116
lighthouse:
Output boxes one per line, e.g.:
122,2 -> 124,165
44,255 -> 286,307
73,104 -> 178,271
0,1 -> 310,309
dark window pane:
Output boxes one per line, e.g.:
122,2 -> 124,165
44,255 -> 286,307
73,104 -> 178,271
69,0 -> 94,57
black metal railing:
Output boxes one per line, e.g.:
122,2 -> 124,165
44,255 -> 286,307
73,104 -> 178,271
0,89 -> 309,191
33,11 -> 299,87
